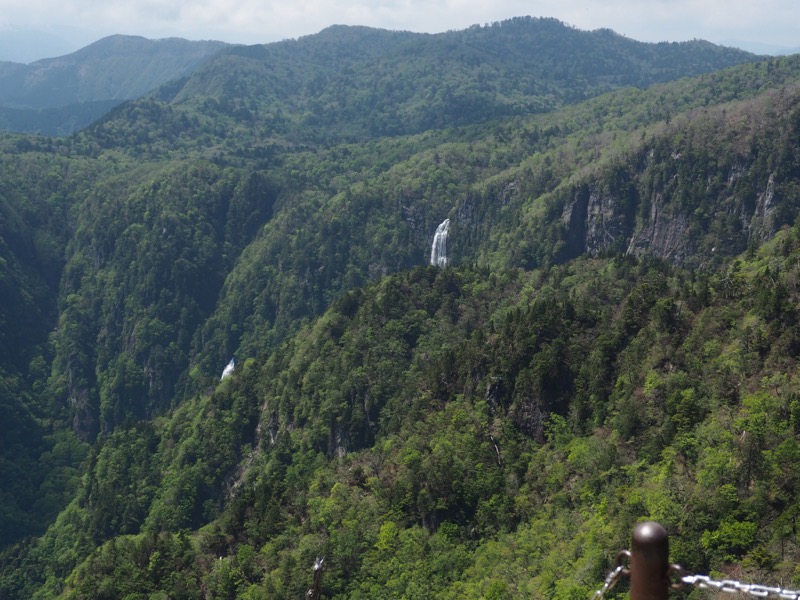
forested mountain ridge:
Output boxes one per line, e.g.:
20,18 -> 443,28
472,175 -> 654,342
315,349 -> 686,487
185,55 -> 800,392
2,17 -> 757,140
40,19 -> 775,446
3,17 -> 800,598
152,17 -> 760,145
464,63 -> 800,270
0,35 -> 228,135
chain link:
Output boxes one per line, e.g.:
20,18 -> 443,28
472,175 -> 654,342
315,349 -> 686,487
680,574 -> 800,599
592,551 -> 631,600
592,564 -> 627,600
594,560 -> 800,599
594,548 -> 800,600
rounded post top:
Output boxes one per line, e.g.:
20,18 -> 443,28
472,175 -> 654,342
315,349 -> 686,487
630,521 -> 670,600
632,521 -> 668,546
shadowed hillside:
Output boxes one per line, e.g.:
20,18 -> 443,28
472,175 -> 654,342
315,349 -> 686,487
4,18 -> 800,599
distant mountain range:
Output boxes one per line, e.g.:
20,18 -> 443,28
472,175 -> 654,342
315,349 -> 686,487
7,19 -> 800,598
0,35 -> 228,135
0,24 -> 770,137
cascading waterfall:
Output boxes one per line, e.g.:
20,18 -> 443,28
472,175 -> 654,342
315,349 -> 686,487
220,358 -> 235,380
430,218 -> 450,267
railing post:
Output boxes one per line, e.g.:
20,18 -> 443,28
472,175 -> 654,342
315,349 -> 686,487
306,557 -> 324,600
630,521 -> 670,600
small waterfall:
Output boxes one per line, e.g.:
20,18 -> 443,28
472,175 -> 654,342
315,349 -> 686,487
220,358 -> 235,380
430,218 -> 450,268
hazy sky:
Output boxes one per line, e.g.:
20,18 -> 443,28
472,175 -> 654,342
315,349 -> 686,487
1,0 -> 799,60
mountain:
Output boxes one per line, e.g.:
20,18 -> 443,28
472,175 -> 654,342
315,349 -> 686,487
0,35 -> 228,135
11,247 -> 800,598
4,16 -> 800,599
49,20 -> 768,441
152,18 -> 758,144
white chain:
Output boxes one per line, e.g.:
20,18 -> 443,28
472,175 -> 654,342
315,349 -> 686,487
681,574 -> 800,599
593,553 -> 800,600
593,564 -> 800,599
592,564 -> 627,600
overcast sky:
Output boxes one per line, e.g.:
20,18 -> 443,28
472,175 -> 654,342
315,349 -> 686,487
1,0 -> 799,62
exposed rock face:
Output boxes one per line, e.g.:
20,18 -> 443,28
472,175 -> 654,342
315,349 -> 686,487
558,156 -> 784,268
585,189 -> 623,256
560,187 -> 589,258
562,183 -> 697,265
561,184 -> 628,259
748,173 -> 778,242
626,193 -> 692,264
70,388 -> 97,442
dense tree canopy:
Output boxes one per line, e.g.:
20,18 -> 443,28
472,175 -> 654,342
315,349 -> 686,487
3,18 -> 800,599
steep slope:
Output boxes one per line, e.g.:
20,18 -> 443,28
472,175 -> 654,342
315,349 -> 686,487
32,20 -> 766,439
50,161 -> 276,440
0,143 -> 99,547
460,58 -> 800,271
185,56 -> 800,384
3,19 -> 800,597
39,52 -> 800,448
10,227 -> 800,597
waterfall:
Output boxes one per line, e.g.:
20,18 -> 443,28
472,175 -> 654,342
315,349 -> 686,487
220,358 -> 235,380
430,218 -> 450,268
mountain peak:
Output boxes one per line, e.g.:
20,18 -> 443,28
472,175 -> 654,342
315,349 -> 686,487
0,34 -> 228,124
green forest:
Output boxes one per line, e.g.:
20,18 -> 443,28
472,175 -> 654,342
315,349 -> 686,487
3,16 -> 800,598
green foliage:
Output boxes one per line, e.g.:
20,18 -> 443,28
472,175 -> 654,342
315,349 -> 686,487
61,531 -> 201,599
6,235 -> 800,597
155,18 -> 758,146
8,19 -> 800,600
50,161 -> 277,438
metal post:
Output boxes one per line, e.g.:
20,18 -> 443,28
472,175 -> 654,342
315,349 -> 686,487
629,521 -> 670,600
306,557 -> 324,600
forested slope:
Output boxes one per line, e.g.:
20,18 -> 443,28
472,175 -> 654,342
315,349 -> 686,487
0,143 -> 101,547
3,17 -> 800,599
156,17 -> 759,145
36,20 -> 777,449
10,238 -> 800,597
